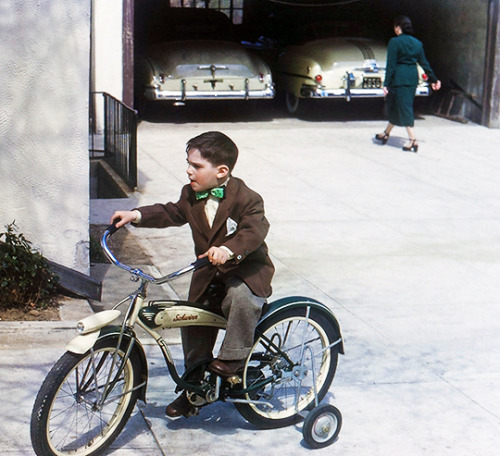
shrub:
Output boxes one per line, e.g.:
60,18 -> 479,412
0,222 -> 58,310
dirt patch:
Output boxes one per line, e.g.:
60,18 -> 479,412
0,303 -> 60,321
1,226 -> 150,321
90,224 -> 151,264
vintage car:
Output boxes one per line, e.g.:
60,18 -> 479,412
135,9 -> 274,107
272,36 -> 430,114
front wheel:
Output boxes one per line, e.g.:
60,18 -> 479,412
31,338 -> 143,456
235,307 -> 340,429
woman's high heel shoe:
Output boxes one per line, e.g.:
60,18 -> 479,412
402,139 -> 418,152
375,131 -> 390,145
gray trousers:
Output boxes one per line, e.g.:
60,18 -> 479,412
181,276 -> 265,367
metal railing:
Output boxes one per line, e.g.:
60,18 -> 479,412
89,92 -> 138,189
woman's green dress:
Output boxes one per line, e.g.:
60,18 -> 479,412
384,34 -> 438,127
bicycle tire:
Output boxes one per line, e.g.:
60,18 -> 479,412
31,338 -> 142,456
235,307 -> 340,429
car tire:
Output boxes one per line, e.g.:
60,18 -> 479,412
285,91 -> 300,115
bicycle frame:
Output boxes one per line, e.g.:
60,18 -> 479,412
65,223 -> 345,413
66,225 -> 301,404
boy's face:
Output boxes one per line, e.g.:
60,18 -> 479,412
186,148 -> 229,193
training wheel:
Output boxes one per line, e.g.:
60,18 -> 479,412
303,404 -> 342,449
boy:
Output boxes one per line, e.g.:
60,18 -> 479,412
111,131 -> 274,418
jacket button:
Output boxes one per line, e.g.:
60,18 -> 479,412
237,254 -> 243,260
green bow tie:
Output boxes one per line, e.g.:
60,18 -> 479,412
195,187 -> 225,200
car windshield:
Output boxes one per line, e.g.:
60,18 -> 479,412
263,19 -> 367,46
145,9 -> 235,44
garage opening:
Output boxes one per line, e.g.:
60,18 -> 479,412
120,0 -> 498,126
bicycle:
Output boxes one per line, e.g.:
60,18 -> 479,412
31,224 -> 344,455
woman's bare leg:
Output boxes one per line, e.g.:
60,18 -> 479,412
376,123 -> 394,141
405,126 -> 417,147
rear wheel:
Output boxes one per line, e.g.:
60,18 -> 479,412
235,307 -> 340,429
31,339 -> 142,456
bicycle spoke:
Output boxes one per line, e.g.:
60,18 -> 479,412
34,344 -> 139,456
241,314 -> 335,423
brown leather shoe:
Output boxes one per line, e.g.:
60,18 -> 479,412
208,358 -> 246,377
165,393 -> 197,419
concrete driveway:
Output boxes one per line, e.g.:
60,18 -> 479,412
3,99 -> 500,455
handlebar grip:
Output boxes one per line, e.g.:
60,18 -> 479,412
105,223 -> 120,235
191,256 -> 210,270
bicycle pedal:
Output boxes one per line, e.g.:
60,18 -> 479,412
186,407 -> 200,417
226,375 -> 242,386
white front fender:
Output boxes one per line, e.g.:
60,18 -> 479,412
66,332 -> 100,354
66,309 -> 122,354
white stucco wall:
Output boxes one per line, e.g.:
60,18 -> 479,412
90,0 -> 124,134
92,0 -> 123,99
0,0 -> 90,273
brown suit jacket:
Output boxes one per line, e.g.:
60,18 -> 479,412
135,177 -> 274,303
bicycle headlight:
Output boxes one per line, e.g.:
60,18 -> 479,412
76,310 -> 121,335
76,321 -> 86,334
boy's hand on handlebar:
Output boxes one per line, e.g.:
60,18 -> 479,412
199,247 -> 229,266
111,210 -> 139,228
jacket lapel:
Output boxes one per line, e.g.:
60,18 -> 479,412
209,178 -> 237,241
190,193 -> 211,240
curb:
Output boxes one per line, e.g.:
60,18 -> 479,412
0,297 -> 93,347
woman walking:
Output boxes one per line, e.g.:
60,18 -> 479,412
375,15 -> 441,152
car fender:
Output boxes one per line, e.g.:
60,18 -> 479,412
258,296 -> 344,354
274,52 -> 317,95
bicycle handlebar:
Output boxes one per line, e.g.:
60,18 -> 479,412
101,223 -> 210,284
105,223 -> 120,236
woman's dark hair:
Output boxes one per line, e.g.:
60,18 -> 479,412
394,15 -> 413,35
186,131 -> 239,171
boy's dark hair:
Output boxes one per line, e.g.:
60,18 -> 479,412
394,15 -> 414,35
186,131 -> 239,171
